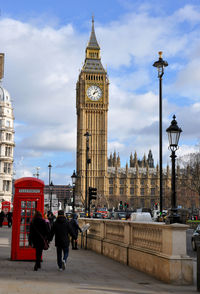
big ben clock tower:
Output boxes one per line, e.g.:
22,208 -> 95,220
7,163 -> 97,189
76,18 -> 109,204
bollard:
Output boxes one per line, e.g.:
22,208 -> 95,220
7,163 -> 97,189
196,238 -> 200,291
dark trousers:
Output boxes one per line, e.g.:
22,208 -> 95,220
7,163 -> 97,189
35,247 -> 43,268
56,246 -> 69,269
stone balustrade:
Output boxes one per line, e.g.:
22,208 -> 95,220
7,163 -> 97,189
78,219 -> 193,285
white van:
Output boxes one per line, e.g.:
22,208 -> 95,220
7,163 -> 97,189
130,212 -> 152,222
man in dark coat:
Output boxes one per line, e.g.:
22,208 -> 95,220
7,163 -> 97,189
29,211 -> 50,271
6,211 -> 12,227
0,210 -> 5,227
70,213 -> 82,249
50,210 -> 76,271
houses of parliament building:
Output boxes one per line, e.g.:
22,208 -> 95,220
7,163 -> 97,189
75,19 -> 191,210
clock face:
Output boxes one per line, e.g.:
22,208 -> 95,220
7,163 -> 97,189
86,85 -> 102,101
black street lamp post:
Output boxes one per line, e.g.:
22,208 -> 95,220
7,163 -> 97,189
153,51 -> 168,214
71,170 -> 77,214
84,132 -> 91,216
166,115 -> 182,224
48,162 -> 52,211
49,181 -> 54,212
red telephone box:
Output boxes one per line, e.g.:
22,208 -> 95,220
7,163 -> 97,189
11,177 -> 44,261
2,201 -> 11,225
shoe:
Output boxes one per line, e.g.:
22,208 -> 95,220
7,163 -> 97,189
62,260 -> 66,270
74,247 -> 78,250
58,268 -> 63,271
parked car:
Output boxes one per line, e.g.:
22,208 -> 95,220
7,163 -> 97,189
114,212 -> 127,220
191,224 -> 200,251
79,212 -> 86,218
92,212 -> 103,219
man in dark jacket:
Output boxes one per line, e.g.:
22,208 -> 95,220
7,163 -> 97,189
50,210 -> 76,271
0,210 -> 5,227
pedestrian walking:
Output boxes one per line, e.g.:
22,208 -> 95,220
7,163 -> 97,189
44,211 -> 51,232
47,211 -> 56,227
0,210 -> 5,227
28,211 -> 50,271
6,211 -> 12,227
50,210 -> 76,271
70,213 -> 82,250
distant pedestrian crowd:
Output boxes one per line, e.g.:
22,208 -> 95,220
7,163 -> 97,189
0,210 -> 13,227
28,210 -> 82,271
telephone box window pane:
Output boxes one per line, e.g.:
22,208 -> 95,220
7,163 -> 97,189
27,209 -> 31,216
21,217 -> 25,224
20,225 -> 25,232
27,201 -> 32,208
21,201 -> 26,208
31,202 -> 36,208
20,233 -> 24,240
19,200 -> 37,248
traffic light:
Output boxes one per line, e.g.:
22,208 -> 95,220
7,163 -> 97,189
124,202 -> 129,209
89,187 -> 97,204
155,202 -> 158,210
119,201 -> 123,210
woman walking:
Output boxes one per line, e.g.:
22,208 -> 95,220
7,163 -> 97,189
29,211 -> 50,271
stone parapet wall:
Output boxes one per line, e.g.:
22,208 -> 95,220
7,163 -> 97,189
78,219 -> 193,285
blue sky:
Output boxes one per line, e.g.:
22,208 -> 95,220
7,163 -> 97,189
0,0 -> 200,184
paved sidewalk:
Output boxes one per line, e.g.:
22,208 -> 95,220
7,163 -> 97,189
0,227 -> 197,294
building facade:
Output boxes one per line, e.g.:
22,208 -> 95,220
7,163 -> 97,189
0,53 -> 15,201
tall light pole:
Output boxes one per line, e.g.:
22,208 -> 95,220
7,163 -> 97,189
153,51 -> 168,214
84,132 -> 91,216
49,181 -> 54,212
48,162 -> 52,211
166,115 -> 182,224
71,170 -> 77,214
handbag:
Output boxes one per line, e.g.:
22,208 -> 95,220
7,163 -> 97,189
32,223 -> 49,250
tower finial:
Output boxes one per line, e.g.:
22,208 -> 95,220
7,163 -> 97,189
92,15 -> 94,31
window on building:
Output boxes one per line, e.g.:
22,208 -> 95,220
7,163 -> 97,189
109,178 -> 113,185
6,120 -> 10,127
5,146 -> 11,156
140,188 -> 144,196
109,187 -> 113,195
120,188 -> 124,195
130,187 -> 134,195
3,180 -> 10,192
130,178 -> 134,185
151,188 -> 155,196
141,179 -> 144,186
120,178 -> 124,185
151,179 -> 155,185
4,162 -> 11,174
6,133 -> 12,141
